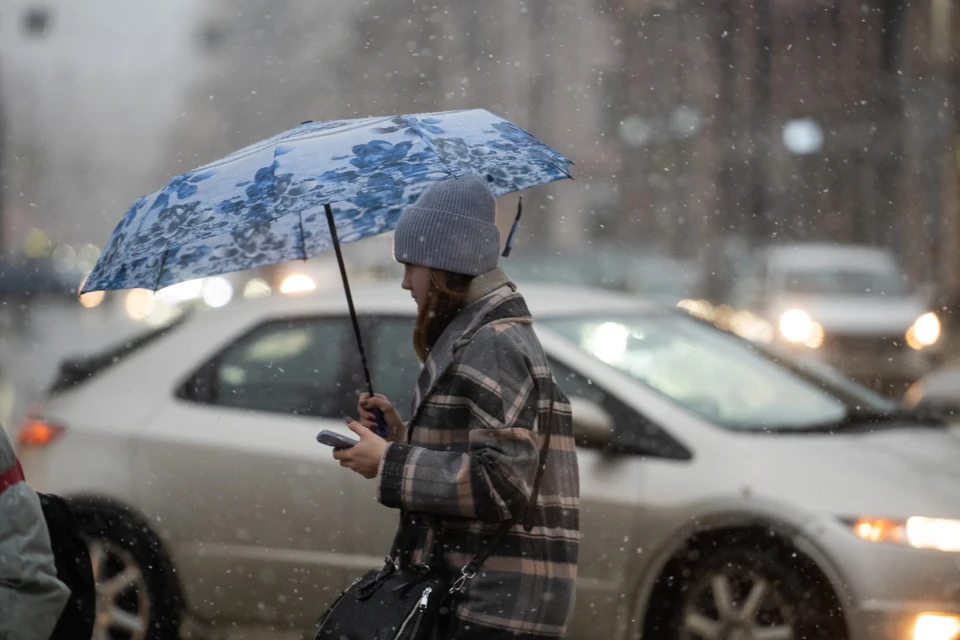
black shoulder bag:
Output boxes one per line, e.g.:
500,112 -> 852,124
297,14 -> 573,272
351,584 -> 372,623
314,386 -> 555,640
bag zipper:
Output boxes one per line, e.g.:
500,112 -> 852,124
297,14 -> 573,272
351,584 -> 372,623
393,586 -> 433,639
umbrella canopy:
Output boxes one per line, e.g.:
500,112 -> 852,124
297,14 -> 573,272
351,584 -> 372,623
82,109 -> 571,294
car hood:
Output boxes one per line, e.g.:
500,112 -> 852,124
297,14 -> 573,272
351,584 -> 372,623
769,295 -> 926,334
737,425 -> 960,519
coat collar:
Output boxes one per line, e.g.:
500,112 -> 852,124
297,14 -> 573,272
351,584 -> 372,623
408,268 -> 529,424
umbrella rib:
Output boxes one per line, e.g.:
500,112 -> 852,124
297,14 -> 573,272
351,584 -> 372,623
397,115 -> 457,178
153,249 -> 168,291
297,210 -> 307,260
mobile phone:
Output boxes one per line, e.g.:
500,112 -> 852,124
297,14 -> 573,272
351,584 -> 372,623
316,430 -> 358,449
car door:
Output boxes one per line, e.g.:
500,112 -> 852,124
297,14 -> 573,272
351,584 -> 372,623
545,353 -> 692,640
133,315 -> 366,626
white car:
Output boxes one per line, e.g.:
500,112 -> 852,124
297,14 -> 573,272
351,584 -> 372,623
728,243 -> 940,393
14,284 -> 960,640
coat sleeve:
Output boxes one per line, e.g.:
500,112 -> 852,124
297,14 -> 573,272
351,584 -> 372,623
376,328 -> 540,522
0,429 -> 71,640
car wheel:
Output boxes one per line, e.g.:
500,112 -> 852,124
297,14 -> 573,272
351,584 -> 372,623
672,546 -> 845,640
74,505 -> 182,640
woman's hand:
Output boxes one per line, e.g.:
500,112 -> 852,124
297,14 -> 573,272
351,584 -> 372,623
358,393 -> 407,442
332,419 -> 389,480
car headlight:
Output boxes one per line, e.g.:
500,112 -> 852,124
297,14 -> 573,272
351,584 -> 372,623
907,312 -> 941,350
779,309 -> 824,348
851,516 -> 960,552
243,277 -> 272,299
202,277 -> 234,308
913,613 -> 960,640
280,273 -> 317,295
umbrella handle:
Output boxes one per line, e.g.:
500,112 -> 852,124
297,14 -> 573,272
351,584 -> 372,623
372,409 -> 389,439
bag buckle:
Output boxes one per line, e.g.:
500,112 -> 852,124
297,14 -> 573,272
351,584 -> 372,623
449,566 -> 477,594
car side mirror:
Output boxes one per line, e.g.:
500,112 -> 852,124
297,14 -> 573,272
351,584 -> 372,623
570,396 -> 615,447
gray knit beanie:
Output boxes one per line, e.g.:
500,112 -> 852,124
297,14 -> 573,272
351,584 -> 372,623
393,174 -> 500,276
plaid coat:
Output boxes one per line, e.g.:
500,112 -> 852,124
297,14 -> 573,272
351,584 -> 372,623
377,271 -> 580,637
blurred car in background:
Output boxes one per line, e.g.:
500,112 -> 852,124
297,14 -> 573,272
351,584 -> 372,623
0,256 -> 83,299
263,233 -> 403,297
15,285 -> 960,640
905,361 -> 960,416
722,243 -> 939,394
503,246 -> 703,304
1,256 -> 87,335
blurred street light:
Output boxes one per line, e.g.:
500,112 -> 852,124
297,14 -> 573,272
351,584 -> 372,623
669,106 -> 702,138
23,228 -> 52,259
618,116 -> 654,148
76,245 -> 101,274
52,244 -> 76,273
782,118 -> 824,155
78,289 -> 105,309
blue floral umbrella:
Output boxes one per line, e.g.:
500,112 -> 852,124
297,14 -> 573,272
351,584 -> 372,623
82,108 -> 571,294
83,108 -> 571,435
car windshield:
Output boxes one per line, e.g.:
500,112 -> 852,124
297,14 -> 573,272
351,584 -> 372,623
543,313 -> 895,431
782,266 -> 909,297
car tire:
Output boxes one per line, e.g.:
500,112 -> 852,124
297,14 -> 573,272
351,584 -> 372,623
666,545 -> 846,640
73,503 -> 182,640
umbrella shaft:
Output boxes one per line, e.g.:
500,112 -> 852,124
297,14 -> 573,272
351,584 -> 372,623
324,204 -> 375,396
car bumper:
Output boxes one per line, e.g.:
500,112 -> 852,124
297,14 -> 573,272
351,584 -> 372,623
850,606 -> 960,640
803,516 -> 960,640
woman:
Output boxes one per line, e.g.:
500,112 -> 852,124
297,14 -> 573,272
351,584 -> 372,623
332,174 -> 580,639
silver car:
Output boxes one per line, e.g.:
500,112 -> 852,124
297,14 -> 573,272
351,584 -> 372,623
13,285 -> 960,640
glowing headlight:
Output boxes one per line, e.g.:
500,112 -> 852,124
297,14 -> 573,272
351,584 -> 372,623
913,613 -> 960,640
779,309 -> 812,342
78,290 -> 105,309
243,278 -> 272,299
779,309 -> 824,348
280,273 -> 317,295
907,517 -> 960,552
584,322 -> 629,365
851,516 -> 960,552
907,312 -> 941,350
202,277 -> 234,308
124,289 -> 155,321
155,279 -> 204,305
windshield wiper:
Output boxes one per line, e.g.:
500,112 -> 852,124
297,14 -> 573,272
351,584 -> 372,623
758,406 -> 946,434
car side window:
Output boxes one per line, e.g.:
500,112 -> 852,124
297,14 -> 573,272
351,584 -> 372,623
367,316 -> 420,420
188,317 -> 359,419
548,357 -> 690,460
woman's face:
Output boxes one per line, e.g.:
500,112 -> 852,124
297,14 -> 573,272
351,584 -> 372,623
401,264 -> 432,310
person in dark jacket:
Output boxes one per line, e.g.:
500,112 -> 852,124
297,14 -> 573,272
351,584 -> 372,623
0,424 -> 70,639
333,175 -> 580,639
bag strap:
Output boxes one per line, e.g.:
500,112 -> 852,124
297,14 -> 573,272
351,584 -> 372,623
451,375 -> 556,593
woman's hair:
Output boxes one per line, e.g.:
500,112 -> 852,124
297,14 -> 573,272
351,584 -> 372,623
413,269 -> 474,362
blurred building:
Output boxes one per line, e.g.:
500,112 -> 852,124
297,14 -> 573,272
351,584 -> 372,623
3,0 -> 958,297
0,0 -> 207,256
609,0 -> 960,294
168,0 -> 619,251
